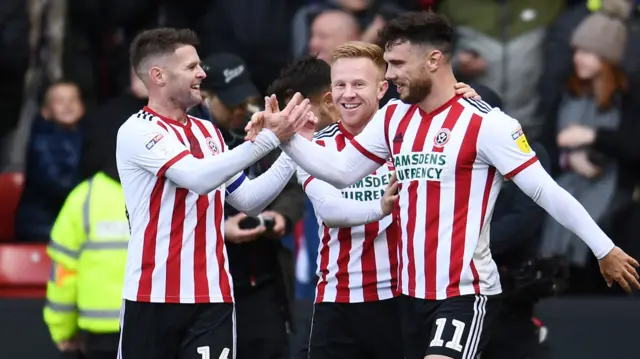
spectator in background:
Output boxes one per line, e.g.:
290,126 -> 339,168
291,0 -> 405,59
191,52 -> 305,359
436,0 -> 565,139
44,159 -> 128,359
539,0 -> 637,290
15,81 -> 84,243
537,0 -> 640,176
79,67 -> 148,180
190,53 -> 260,146
0,0 -> 29,149
308,10 -> 361,63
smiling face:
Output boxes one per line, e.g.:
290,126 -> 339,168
160,45 -> 207,108
383,42 -> 432,104
331,57 -> 387,130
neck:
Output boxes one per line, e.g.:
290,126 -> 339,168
417,71 -> 458,114
147,96 -> 188,124
341,119 -> 367,136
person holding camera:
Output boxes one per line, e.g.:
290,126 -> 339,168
472,83 -> 556,359
190,52 -> 305,359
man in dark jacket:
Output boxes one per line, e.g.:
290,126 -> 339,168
190,52 -> 305,359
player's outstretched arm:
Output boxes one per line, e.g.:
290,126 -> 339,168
224,153 -> 298,217
477,109 -> 640,293
298,168 -> 398,228
281,101 -> 395,189
162,129 -> 281,195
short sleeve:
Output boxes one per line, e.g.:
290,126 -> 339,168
117,120 -> 190,177
350,102 -> 395,165
476,110 -> 538,179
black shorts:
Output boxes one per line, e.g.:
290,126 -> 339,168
117,300 -> 235,359
308,297 -> 403,359
401,294 -> 501,359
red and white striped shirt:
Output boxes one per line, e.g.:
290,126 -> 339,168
350,96 -> 538,300
299,123 -> 400,303
116,106 -> 241,303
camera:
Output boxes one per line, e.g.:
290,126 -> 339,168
238,214 -> 275,232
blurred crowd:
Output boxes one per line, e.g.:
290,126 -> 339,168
0,0 -> 639,355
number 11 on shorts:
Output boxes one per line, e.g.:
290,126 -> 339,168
429,318 -> 466,352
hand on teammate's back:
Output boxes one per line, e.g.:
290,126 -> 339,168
454,82 -> 482,100
381,172 -> 399,216
599,246 -> 640,293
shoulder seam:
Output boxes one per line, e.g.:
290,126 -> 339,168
462,98 -> 492,114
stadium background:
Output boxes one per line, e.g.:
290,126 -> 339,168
0,0 -> 639,358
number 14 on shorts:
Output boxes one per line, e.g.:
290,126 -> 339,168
429,318 -> 466,352
197,346 -> 230,359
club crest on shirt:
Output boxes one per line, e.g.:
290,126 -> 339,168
511,127 -> 531,154
433,128 -> 451,148
206,137 -> 219,155
145,133 -> 164,150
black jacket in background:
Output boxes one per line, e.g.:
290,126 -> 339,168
490,142 -> 551,268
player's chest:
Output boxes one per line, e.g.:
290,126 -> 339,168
341,165 -> 393,202
166,122 -> 223,159
387,111 -> 479,184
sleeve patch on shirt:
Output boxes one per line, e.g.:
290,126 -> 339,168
145,133 -> 164,150
511,128 -> 531,154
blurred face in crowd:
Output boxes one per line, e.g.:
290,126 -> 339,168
309,11 -> 360,63
42,83 -> 84,126
573,48 -> 603,80
201,90 -> 251,130
384,42 -> 433,104
337,0 -> 371,11
157,45 -> 206,109
331,57 -> 387,132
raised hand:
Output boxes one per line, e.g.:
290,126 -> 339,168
454,82 -> 481,100
298,112 -> 318,140
381,171 -> 399,216
244,95 -> 280,142
599,246 -> 640,293
258,93 -> 311,142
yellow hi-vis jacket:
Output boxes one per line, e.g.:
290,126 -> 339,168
43,172 -> 129,343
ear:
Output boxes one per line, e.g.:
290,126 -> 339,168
426,50 -> 443,71
149,66 -> 164,85
377,80 -> 389,101
323,91 -> 333,107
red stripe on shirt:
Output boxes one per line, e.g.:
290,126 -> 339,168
191,119 -> 215,302
315,226 -> 331,303
361,221 -> 380,302
504,156 -> 538,180
136,178 -> 165,301
391,105 -> 416,293
447,112 -> 481,297
214,190 -> 233,301
166,188 -> 187,302
428,101 -> 464,299
157,150 -> 189,178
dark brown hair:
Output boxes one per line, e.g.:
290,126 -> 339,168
567,59 -> 628,110
378,11 -> 453,56
129,28 -> 199,74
